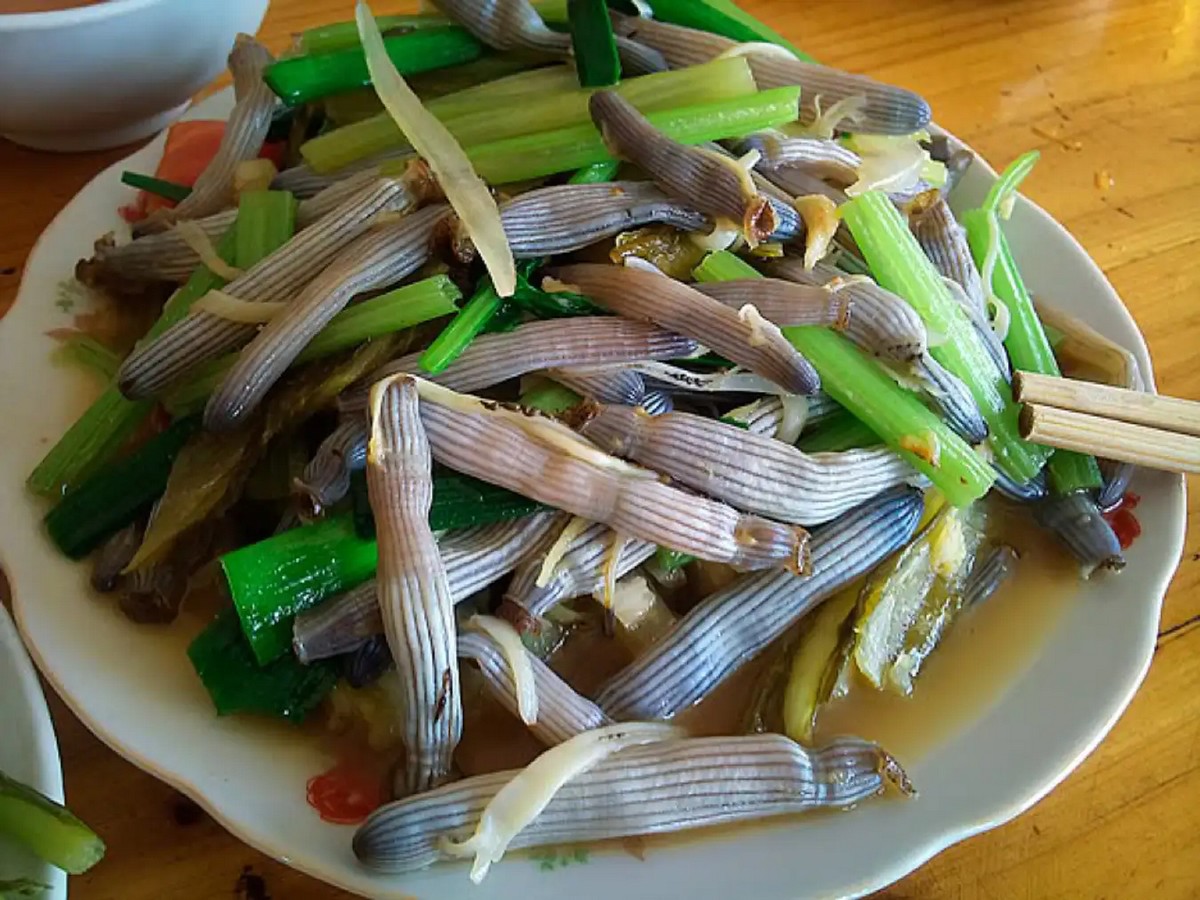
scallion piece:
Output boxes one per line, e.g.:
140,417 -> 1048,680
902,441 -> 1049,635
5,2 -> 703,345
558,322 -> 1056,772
636,0 -> 815,61
419,277 -> 507,375
51,335 -> 120,383
568,160 -> 622,184
43,418 -> 198,560
467,85 -> 802,184
841,190 -> 1050,484
654,547 -> 695,572
188,610 -> 338,721
694,251 -> 994,507
961,154 -> 1103,494
119,171 -> 191,202
797,410 -> 881,453
300,13 -> 454,54
164,276 -> 461,416
224,476 -> 545,663
264,26 -> 485,107
568,0 -> 621,87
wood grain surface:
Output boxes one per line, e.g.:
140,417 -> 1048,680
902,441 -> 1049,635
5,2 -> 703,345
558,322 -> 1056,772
1,1 -> 1197,897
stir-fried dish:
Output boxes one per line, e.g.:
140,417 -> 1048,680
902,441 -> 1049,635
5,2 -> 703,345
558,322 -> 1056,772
30,0 -> 1147,885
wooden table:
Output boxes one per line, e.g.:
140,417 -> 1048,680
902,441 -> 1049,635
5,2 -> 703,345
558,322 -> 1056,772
1,0 -> 1197,897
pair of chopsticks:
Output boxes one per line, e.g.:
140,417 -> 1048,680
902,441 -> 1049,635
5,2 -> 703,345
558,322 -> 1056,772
1015,371 -> 1200,474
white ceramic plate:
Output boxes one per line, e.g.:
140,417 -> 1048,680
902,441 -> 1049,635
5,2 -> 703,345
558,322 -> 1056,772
0,603 -> 66,900
0,90 -> 1186,900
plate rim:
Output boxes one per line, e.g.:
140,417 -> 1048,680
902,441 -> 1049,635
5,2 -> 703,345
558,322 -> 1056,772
2,88 -> 1187,900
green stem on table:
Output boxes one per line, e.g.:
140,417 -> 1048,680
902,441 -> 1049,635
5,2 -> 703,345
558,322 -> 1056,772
961,173 -> 1102,493
468,85 -> 802,184
164,275 -> 461,416
840,190 -> 1050,484
119,171 -> 191,202
264,26 -> 485,107
301,55 -> 755,174
693,251 -> 994,507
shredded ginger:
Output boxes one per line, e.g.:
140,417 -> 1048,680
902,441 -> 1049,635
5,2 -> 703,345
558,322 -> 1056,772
468,615 -> 538,726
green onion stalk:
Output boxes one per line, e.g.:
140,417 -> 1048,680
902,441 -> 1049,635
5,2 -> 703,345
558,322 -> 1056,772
960,152 -> 1102,493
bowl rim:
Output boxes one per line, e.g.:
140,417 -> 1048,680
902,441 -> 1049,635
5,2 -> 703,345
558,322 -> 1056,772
0,0 -> 185,32
1,88 -> 1187,899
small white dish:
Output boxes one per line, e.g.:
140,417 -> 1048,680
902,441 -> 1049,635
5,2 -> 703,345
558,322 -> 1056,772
0,602 -> 66,900
0,0 -> 268,152
0,89 -> 1186,899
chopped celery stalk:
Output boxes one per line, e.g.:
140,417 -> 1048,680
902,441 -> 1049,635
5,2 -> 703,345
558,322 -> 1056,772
419,277 -> 506,375
164,276 -> 461,416
225,478 -> 545,663
694,251 -> 994,506
521,381 -> 583,414
568,0 -> 621,87
654,547 -> 695,572
234,190 -> 298,268
43,418 -> 198,559
119,171 -> 191,202
841,191 -> 1050,484
961,199 -> 1102,494
300,13 -> 455,53
51,335 -> 120,383
797,410 -> 881,453
568,160 -> 621,184
26,226 -> 237,497
468,85 -> 802,184
782,582 -> 859,744
302,55 -> 756,174
265,27 -> 485,106
188,610 -> 337,721
642,0 -> 815,62
0,771 -> 105,875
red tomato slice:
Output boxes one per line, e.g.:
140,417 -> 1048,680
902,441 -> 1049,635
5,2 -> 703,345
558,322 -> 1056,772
306,762 -> 386,826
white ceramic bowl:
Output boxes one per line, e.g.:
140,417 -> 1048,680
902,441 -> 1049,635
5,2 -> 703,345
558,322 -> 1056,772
0,90 -> 1187,899
0,0 -> 268,152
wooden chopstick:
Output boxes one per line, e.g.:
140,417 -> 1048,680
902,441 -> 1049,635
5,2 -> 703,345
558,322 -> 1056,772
1019,404 -> 1200,474
1014,370 -> 1200,474
1014,371 -> 1200,437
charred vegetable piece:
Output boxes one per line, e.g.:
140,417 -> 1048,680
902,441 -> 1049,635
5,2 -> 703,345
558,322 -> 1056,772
188,609 -> 338,720
43,418 -> 198,560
